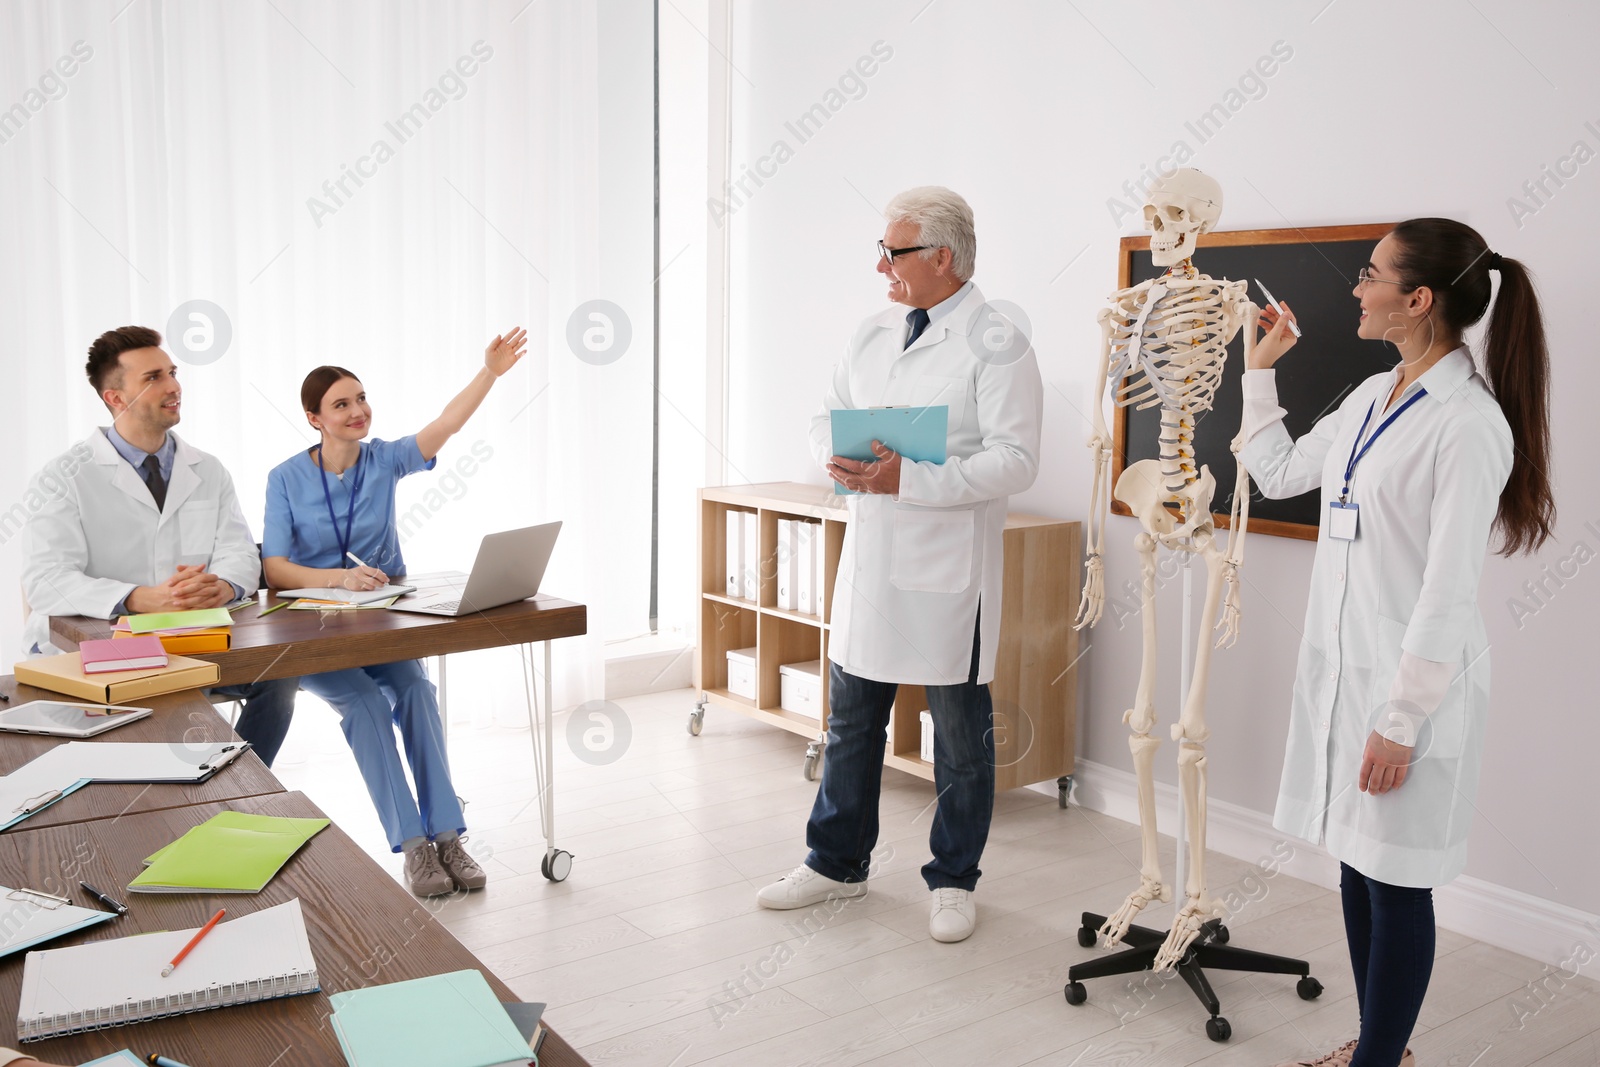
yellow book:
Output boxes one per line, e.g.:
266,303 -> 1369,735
15,651 -> 220,703
112,624 -> 232,654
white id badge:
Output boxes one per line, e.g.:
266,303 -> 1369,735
1329,501 -> 1359,540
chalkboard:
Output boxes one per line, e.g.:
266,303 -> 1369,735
1111,223 -> 1396,541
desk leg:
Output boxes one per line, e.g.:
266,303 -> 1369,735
437,654 -> 449,767
522,641 -> 571,883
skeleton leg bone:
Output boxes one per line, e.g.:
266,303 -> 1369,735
1153,530 -> 1228,972
1098,531 -> 1171,945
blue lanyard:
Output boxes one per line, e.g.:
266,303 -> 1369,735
316,445 -> 367,562
1340,387 -> 1427,502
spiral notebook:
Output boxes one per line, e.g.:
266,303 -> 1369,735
15,898 -> 318,1042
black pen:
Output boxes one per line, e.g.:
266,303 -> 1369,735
79,880 -> 128,915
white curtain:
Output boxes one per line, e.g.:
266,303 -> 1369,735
0,0 -> 656,719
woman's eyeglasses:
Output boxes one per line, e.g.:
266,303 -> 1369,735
1356,267 -> 1410,288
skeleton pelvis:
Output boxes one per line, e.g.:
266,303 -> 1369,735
1115,459 -> 1216,538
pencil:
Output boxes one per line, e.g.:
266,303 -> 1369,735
258,598 -> 291,617
163,908 -> 225,976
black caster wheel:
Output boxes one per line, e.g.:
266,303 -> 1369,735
1064,981 -> 1087,1006
1213,923 -> 1230,944
1206,1016 -> 1232,1042
540,849 -> 573,882
1077,927 -> 1097,948
1297,976 -> 1324,1000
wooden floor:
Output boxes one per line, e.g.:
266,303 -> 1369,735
272,687 -> 1600,1067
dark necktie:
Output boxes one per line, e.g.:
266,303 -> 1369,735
904,307 -> 930,350
141,454 -> 167,511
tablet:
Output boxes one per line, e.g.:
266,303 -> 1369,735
0,700 -> 153,738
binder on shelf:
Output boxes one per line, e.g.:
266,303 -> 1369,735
13,651 -> 219,704
814,522 -> 827,620
742,509 -> 759,600
14,899 -> 319,1042
725,510 -> 742,598
776,519 -> 795,611
795,521 -> 817,616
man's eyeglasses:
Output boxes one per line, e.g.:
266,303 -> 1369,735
878,240 -> 930,264
1356,267 -> 1410,288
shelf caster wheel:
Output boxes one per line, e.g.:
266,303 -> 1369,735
540,849 -> 573,883
1297,976 -> 1324,1000
1064,981 -> 1087,1006
687,706 -> 705,736
1205,1016 -> 1231,1042
1057,774 -> 1073,809
803,750 -> 820,782
1077,926 -> 1097,948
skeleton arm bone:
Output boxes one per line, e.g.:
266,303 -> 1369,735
1217,297 -> 1260,647
1074,307 -> 1117,629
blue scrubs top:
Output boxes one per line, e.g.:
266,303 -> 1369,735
263,435 -> 436,575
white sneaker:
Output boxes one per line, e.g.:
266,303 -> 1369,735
929,887 -> 976,942
756,865 -> 868,910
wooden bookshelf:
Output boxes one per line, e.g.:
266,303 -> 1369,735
694,482 -> 1080,801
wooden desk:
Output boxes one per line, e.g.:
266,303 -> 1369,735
50,592 -> 588,883
50,594 -> 588,688
0,679 -> 283,831
0,791 -> 588,1066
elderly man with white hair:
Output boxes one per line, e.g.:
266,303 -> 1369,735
756,186 -> 1043,943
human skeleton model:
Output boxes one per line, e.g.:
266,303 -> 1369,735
1075,169 -> 1258,972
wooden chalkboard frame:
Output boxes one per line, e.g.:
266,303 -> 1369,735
1109,222 -> 1396,542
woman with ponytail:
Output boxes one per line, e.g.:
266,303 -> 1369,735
1242,218 -> 1553,1067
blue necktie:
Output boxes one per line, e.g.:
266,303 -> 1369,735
904,307 -> 930,350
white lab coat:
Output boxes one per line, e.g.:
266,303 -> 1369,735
1240,347 -> 1512,888
809,284 -> 1043,687
21,430 -> 260,656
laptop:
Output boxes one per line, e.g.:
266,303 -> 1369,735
388,522 -> 562,617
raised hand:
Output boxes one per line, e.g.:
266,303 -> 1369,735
485,327 -> 529,377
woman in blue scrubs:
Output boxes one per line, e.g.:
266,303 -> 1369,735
263,327 -> 527,897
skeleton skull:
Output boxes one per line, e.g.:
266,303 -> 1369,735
1144,169 -> 1224,267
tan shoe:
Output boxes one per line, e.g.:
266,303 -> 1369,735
404,840 -> 455,897
1274,1038 -> 1358,1067
1400,1050 -> 1415,1067
437,835 -> 488,891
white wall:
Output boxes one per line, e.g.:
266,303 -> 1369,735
707,0 -> 1600,917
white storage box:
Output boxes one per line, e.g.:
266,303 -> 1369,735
726,647 -> 757,699
919,710 -> 934,763
779,659 -> 823,720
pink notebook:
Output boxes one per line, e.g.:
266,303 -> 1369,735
80,634 -> 168,674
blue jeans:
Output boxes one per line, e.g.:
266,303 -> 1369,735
805,616 -> 994,891
299,659 -> 464,852
211,676 -> 298,768
1342,862 -> 1434,1067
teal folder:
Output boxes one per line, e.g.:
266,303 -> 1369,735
329,969 -> 532,1067
830,405 -> 948,495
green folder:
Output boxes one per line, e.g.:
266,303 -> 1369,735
126,607 -> 234,633
329,970 -> 532,1067
130,811 -> 330,893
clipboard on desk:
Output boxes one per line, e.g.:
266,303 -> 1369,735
830,405 -> 948,495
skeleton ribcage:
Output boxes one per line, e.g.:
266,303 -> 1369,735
1105,282 -> 1233,414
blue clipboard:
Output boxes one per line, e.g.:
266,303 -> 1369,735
830,406 -> 948,495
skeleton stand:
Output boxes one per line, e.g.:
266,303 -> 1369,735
1063,558 -> 1321,1042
